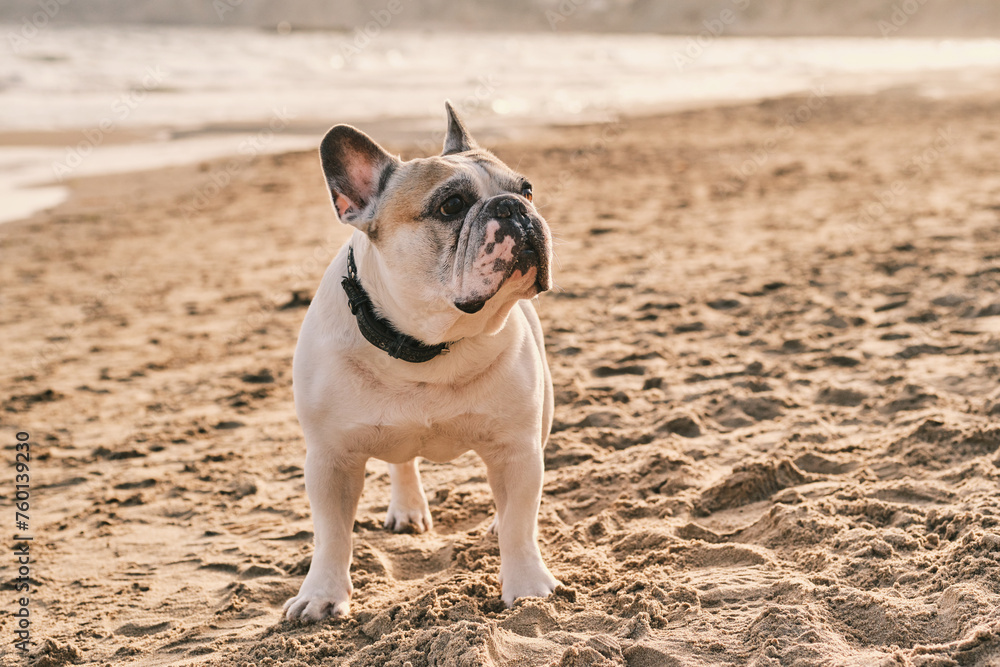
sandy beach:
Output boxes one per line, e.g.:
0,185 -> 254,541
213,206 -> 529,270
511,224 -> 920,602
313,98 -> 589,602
2,89 -> 1000,666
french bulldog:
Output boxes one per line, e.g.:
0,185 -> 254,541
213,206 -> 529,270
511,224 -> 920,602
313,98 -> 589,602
284,102 -> 559,621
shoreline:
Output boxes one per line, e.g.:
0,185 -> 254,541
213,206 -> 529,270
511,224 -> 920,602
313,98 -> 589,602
4,28 -> 1000,224
3,79 -> 999,229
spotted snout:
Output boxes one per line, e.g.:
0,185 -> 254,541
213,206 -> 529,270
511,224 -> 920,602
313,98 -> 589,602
454,194 -> 551,314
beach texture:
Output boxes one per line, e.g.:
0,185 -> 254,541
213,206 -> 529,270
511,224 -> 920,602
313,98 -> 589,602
2,90 -> 1000,666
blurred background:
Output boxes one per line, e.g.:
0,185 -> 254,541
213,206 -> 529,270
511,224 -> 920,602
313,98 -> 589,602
2,0 -> 999,223
5,0 -> 1000,34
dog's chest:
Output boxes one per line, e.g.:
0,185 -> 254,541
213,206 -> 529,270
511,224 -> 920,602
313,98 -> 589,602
365,413 -> 495,464
335,348 -> 526,463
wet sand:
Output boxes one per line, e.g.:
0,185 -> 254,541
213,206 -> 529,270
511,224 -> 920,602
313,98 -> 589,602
2,89 -> 1000,666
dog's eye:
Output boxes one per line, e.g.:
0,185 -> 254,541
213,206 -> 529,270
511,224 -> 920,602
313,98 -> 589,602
440,196 -> 465,216
521,183 -> 533,202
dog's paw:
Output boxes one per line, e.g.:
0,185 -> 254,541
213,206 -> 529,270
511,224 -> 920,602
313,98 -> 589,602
500,562 -> 559,607
283,589 -> 350,622
384,501 -> 432,534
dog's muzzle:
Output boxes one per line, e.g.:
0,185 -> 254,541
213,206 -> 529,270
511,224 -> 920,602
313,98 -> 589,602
454,194 -> 551,314
491,195 -> 544,271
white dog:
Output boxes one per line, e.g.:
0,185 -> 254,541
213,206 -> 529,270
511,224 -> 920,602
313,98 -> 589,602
284,103 -> 559,621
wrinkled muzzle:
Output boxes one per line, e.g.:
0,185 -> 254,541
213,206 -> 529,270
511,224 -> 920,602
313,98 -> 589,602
453,194 -> 551,314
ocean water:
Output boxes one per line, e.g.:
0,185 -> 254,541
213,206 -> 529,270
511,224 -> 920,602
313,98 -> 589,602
2,25 -> 1000,223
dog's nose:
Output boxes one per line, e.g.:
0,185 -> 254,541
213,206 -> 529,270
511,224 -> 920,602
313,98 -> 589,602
489,196 -> 527,221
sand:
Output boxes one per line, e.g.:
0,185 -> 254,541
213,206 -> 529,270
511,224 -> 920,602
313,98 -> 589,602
2,90 -> 1000,666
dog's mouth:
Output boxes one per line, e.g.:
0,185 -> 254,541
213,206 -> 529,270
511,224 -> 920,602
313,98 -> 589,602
515,231 -> 549,295
453,201 -> 551,315
455,243 -> 547,315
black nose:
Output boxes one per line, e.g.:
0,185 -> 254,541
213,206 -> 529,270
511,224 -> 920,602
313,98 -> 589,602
489,196 -> 527,221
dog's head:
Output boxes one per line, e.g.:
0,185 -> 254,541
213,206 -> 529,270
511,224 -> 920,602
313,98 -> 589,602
319,102 -> 552,344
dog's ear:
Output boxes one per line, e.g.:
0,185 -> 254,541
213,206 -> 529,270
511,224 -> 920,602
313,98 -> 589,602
319,125 -> 398,229
442,101 -> 478,155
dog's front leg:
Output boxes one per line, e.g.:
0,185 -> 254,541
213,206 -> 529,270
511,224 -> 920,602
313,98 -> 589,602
480,441 -> 559,606
284,447 -> 366,621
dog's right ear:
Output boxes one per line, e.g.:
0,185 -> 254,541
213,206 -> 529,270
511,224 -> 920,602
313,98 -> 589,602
319,125 -> 398,229
442,101 -> 478,155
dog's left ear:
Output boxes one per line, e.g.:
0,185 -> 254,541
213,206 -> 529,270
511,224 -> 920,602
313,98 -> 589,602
442,101 -> 478,155
319,125 -> 399,229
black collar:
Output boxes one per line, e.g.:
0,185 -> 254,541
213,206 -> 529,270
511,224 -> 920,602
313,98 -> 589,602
341,246 -> 452,363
